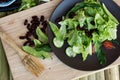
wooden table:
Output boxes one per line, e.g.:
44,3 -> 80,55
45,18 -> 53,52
0,0 -> 120,80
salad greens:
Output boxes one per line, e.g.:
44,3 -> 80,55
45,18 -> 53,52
18,0 -> 36,11
49,22 -> 65,48
18,0 -> 50,11
49,0 -> 119,64
23,27 -> 51,59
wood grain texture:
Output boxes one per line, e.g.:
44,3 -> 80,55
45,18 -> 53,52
79,77 -> 88,80
96,71 -> 105,80
105,66 -> 119,80
88,74 -> 96,80
0,0 -> 120,80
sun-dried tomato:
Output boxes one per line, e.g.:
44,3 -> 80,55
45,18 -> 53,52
103,41 -> 115,49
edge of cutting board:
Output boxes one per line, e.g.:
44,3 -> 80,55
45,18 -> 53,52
0,0 -> 120,80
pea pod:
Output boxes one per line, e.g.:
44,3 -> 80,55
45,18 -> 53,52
22,46 -> 51,58
33,39 -> 42,46
35,44 -> 52,52
36,27 -> 48,43
102,3 -> 119,24
49,22 -> 63,40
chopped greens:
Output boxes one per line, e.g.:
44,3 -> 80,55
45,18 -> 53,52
18,0 -> 50,11
49,22 -> 65,48
18,0 -> 36,11
49,0 -> 119,64
66,47 -> 76,57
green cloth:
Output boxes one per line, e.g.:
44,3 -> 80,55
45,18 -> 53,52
0,40 -> 13,80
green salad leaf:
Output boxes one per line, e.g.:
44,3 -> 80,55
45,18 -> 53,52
49,22 -> 63,40
19,0 -> 36,11
53,37 -> 64,48
66,47 -> 76,57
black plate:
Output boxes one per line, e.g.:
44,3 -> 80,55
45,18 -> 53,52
0,0 -> 21,12
48,0 -> 120,71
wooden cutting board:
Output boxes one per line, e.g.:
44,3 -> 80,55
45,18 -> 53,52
0,0 -> 120,80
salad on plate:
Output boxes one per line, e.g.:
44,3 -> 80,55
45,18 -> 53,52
49,0 -> 119,65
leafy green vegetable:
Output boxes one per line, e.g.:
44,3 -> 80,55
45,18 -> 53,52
49,22 -> 67,48
60,19 -> 78,29
66,1 -> 100,17
86,17 -> 95,30
73,46 -> 81,54
53,37 -> 64,48
102,3 -> 119,24
66,47 -> 76,57
84,7 -> 96,16
66,2 -> 85,17
76,11 -> 86,27
35,44 -> 52,52
19,0 -> 36,11
67,31 -> 78,46
23,46 -> 51,58
36,27 -> 48,43
22,26 -> 51,59
111,40 -> 120,45
96,49 -> 106,65
49,22 -> 63,40
59,23 -> 67,39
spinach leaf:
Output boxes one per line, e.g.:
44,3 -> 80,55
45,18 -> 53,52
66,2 -> 85,17
96,49 -> 106,65
67,2 -> 100,17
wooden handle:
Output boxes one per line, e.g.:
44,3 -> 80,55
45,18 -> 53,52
0,31 -> 27,59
